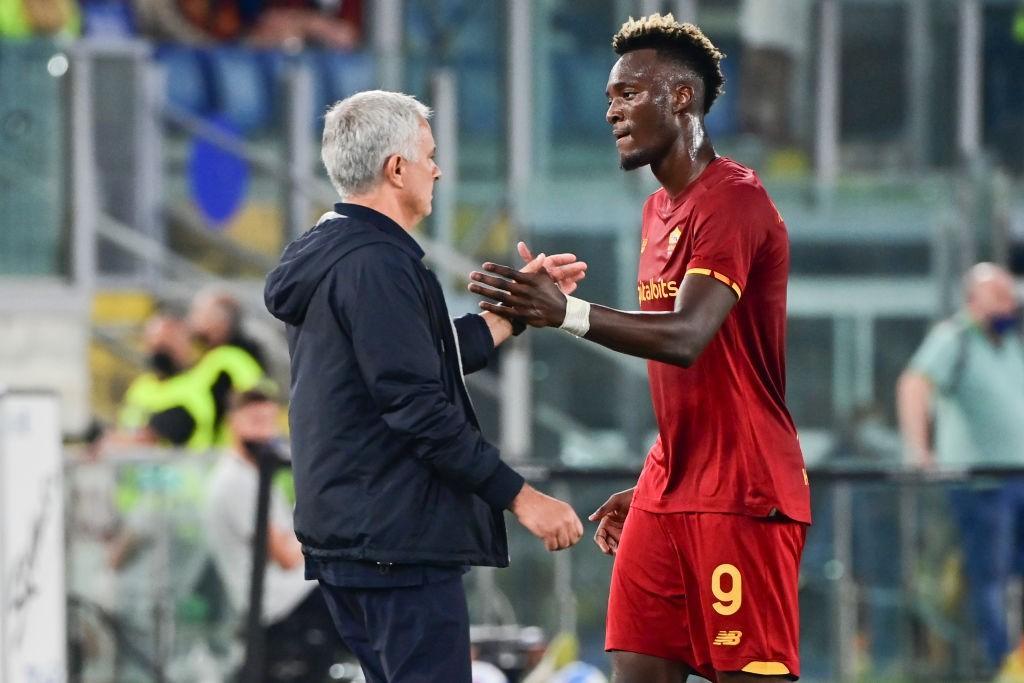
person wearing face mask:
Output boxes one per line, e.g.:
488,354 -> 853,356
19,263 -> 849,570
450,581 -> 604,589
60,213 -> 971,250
203,387 -> 345,682
898,262 -> 1024,676
117,310 -> 219,451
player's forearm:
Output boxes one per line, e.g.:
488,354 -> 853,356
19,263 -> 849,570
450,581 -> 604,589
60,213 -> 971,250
583,305 -> 713,368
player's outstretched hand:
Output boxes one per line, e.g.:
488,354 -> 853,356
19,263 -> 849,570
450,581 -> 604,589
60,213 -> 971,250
510,483 -> 584,551
469,262 -> 568,328
517,241 -> 587,295
588,487 -> 635,555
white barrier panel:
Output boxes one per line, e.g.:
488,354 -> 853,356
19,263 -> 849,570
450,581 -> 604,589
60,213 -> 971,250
0,391 -> 66,683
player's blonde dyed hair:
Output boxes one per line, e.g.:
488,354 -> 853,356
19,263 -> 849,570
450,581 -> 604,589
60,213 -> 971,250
611,13 -> 725,114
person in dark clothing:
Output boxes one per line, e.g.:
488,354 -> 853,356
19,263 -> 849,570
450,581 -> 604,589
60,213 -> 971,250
264,90 -> 585,683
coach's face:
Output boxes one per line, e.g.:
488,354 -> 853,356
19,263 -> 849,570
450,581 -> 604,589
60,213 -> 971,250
400,120 -> 442,223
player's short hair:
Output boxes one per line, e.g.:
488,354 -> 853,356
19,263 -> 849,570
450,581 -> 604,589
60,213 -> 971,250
321,90 -> 432,199
612,13 -> 725,114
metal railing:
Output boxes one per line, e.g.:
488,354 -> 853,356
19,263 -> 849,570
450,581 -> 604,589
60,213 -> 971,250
65,447 -> 1024,682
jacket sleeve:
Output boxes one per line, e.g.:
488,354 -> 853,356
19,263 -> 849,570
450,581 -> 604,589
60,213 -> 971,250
334,246 -> 524,510
453,314 -> 494,375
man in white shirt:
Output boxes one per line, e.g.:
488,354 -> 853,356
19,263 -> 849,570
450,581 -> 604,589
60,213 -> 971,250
203,387 -> 342,681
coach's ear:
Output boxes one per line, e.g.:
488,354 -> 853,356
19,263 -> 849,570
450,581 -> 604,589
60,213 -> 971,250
383,154 -> 406,189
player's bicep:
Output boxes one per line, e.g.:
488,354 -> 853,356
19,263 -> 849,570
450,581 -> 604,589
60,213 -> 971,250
674,271 -> 739,351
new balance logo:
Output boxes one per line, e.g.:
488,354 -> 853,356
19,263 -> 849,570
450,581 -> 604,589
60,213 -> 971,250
713,630 -> 743,646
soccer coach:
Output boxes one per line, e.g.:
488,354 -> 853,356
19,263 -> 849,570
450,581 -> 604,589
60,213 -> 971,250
264,90 -> 584,682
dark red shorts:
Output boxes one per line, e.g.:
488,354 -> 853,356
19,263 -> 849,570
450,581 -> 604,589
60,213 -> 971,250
605,507 -> 806,681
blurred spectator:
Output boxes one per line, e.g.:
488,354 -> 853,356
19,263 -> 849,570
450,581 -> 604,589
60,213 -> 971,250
133,0 -> 360,48
898,262 -> 1024,675
189,287 -> 267,368
203,388 -> 342,682
0,0 -> 81,37
737,0 -> 809,146
133,0 -> 209,43
187,288 -> 268,445
115,310 -> 219,450
247,0 -> 360,50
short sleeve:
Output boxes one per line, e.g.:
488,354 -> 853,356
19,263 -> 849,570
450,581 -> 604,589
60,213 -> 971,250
269,485 -> 294,532
685,184 -> 769,298
204,461 -> 259,546
908,322 -> 960,388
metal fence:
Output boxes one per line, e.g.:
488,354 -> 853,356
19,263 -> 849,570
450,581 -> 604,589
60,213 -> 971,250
65,448 -> 1024,682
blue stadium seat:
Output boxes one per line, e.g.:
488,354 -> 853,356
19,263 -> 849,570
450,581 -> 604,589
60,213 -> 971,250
260,50 -> 331,131
705,54 -> 738,139
206,48 -> 274,133
154,45 -> 211,116
453,55 -> 501,138
318,51 -> 377,104
551,51 -> 615,140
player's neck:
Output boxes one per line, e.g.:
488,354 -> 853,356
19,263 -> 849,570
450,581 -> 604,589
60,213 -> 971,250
652,132 -> 717,199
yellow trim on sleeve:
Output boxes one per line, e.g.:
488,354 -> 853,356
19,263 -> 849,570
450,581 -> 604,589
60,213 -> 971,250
684,267 -> 743,299
741,661 -> 791,675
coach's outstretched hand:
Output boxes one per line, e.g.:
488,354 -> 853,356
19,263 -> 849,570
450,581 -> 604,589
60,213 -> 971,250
516,242 -> 588,295
510,484 -> 584,551
589,487 -> 635,555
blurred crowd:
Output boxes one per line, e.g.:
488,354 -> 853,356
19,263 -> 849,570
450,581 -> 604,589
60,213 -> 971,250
73,285 -> 609,681
0,0 -> 363,49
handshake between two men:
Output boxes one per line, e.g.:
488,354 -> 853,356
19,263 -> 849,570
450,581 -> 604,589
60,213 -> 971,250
469,243 -> 629,556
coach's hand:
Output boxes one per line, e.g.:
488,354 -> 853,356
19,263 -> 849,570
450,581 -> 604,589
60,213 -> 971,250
510,484 -> 584,551
589,487 -> 635,555
517,242 -> 587,295
469,262 -> 568,328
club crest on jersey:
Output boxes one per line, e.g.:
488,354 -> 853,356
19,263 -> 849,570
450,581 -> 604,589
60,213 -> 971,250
667,227 -> 682,256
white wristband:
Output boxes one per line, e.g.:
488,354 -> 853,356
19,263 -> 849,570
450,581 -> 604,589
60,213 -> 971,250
559,295 -> 591,338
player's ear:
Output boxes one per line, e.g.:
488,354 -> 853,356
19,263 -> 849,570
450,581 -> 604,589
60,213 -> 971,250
671,82 -> 694,115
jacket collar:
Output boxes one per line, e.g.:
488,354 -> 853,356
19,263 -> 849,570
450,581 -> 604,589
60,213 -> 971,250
335,202 -> 425,261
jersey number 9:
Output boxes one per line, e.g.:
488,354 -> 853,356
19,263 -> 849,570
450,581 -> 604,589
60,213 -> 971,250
711,563 -> 742,616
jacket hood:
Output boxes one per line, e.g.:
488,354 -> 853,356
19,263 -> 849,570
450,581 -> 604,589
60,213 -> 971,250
264,212 -> 388,326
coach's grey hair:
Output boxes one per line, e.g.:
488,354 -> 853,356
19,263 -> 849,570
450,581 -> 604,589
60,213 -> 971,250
321,90 -> 432,199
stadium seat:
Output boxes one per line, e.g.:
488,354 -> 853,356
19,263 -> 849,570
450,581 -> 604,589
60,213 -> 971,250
551,51 -> 614,140
260,50 -> 330,131
454,55 -> 501,138
318,51 -> 377,105
705,53 -> 738,139
206,48 -> 274,133
154,45 -> 212,117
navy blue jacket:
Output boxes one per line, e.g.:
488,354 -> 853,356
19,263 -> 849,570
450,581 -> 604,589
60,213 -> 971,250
264,203 -> 524,567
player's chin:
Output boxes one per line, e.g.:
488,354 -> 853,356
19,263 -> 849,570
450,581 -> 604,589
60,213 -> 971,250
618,150 -> 650,171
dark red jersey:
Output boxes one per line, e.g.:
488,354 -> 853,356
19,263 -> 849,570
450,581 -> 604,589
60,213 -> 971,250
632,157 -> 810,524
